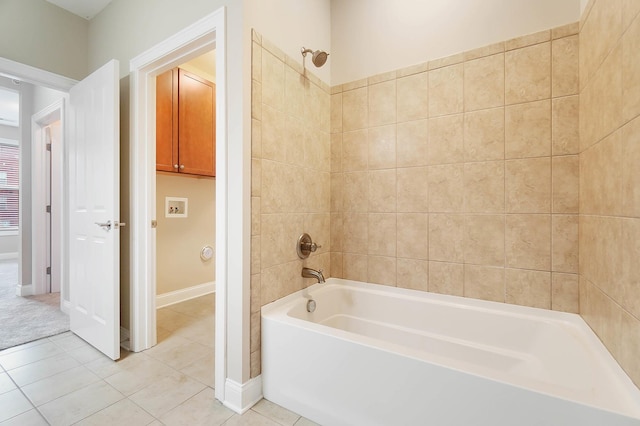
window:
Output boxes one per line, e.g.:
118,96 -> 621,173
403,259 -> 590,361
0,139 -> 19,232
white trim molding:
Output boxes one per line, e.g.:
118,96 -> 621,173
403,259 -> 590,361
129,6 -> 231,408
156,281 -> 215,308
0,57 -> 77,91
224,376 -> 263,414
16,283 -> 33,296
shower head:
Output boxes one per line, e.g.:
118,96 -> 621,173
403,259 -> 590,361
301,47 -> 329,67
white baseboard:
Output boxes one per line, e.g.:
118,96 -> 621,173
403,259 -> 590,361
120,327 -> 131,351
156,281 -> 215,308
61,299 -> 71,315
16,284 -> 33,296
0,252 -> 18,260
223,376 -> 263,414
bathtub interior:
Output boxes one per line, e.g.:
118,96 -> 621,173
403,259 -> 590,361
265,279 -> 640,419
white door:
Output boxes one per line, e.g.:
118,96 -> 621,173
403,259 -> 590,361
67,60 -> 121,360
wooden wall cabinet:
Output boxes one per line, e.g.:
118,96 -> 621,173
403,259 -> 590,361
156,68 -> 216,177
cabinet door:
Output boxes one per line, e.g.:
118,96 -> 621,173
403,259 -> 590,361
178,69 -> 215,177
156,69 -> 178,172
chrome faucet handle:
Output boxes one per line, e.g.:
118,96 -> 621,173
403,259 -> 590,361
307,242 -> 321,252
297,233 -> 322,259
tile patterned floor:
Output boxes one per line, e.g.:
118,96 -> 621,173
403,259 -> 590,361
0,295 -> 317,425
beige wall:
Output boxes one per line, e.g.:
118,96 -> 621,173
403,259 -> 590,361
246,0 -> 331,84
87,0 -> 228,77
331,24 -> 580,312
251,32 -> 331,377
579,0 -> 640,387
0,0 -> 88,80
156,173 -> 215,295
330,0 -> 581,85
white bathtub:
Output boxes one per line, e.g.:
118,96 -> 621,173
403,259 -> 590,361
261,278 -> 640,426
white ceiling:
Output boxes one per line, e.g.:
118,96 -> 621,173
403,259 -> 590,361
46,0 -> 112,20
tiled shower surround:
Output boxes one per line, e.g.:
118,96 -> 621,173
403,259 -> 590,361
251,32 -> 332,377
251,0 -> 640,388
329,25 -> 580,312
578,0 -> 640,386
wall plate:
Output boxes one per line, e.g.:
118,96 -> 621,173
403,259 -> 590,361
165,197 -> 188,218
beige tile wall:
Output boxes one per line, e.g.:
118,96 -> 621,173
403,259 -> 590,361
251,32 -> 331,377
330,23 -> 580,311
579,0 -> 640,387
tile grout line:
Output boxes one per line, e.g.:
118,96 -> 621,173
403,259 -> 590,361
2,362 -> 49,425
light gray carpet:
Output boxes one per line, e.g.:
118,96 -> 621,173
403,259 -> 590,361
0,286 -> 70,350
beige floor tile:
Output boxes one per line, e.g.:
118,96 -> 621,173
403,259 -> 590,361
294,417 -> 321,426
166,297 -> 215,319
67,343 -> 106,364
157,309 -> 200,332
223,410 -> 281,426
75,397 -> 154,426
0,342 -> 64,370
85,350 -> 149,379
145,340 -> 212,370
105,357 -> 182,396
129,373 -> 206,417
0,340 -> 48,357
0,373 -> 16,394
0,408 -> 48,426
7,353 -> 79,387
180,351 -> 215,387
252,399 -> 301,426
50,334 -> 88,352
174,320 -> 215,347
159,388 -> 233,426
0,389 -> 35,422
21,365 -> 100,406
39,381 -> 124,426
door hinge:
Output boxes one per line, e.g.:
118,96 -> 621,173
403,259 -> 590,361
46,143 -> 52,151
46,266 -> 51,275
46,205 -> 51,213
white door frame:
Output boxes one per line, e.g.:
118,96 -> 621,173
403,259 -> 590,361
0,58 -> 77,92
31,99 -> 65,304
0,58 -> 76,302
129,8 -> 230,403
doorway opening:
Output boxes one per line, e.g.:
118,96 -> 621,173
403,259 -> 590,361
154,51 -> 217,368
0,73 -> 69,350
32,98 -> 65,302
129,8 -> 227,403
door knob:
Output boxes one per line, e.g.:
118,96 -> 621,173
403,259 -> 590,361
179,164 -> 185,170
95,220 -> 112,231
173,164 -> 179,169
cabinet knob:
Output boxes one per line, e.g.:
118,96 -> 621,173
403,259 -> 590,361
179,165 -> 185,170
173,164 -> 179,169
